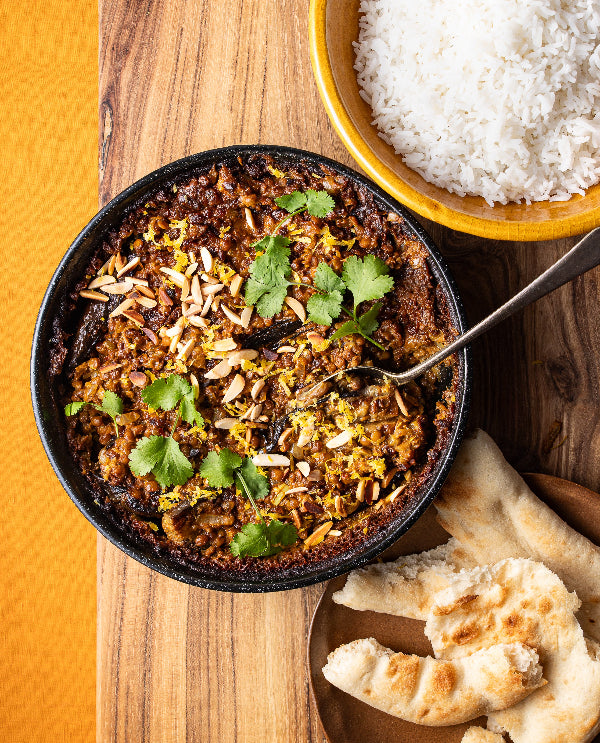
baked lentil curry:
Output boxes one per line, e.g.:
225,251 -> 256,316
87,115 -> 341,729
52,154 -> 459,577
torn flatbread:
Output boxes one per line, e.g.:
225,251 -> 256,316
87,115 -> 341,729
462,727 -> 505,743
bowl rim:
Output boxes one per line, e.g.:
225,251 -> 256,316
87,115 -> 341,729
308,0 -> 600,242
30,143 -> 471,593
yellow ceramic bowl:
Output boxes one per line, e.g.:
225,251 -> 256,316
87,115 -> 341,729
309,0 -> 600,241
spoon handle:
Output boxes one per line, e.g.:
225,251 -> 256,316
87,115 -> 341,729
403,227 -> 600,379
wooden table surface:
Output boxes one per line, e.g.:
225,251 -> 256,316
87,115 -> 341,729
97,1 -> 600,741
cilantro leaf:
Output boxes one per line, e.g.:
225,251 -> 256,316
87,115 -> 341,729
305,189 -> 335,218
342,255 -> 394,309
98,390 -> 124,419
245,235 -> 292,317
275,191 -> 307,213
199,449 -> 243,488
314,262 -> 346,296
234,458 -> 269,500
142,374 -> 191,411
179,396 -> 204,427
306,291 -> 344,326
358,301 -> 382,336
65,401 -> 86,416
129,435 -> 193,489
330,319 -> 361,342
230,519 -> 298,557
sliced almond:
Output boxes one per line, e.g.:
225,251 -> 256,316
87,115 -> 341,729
109,298 -> 136,317
291,509 -> 302,530
180,277 -> 190,302
251,379 -> 265,400
326,430 -> 352,449
117,256 -> 140,278
136,297 -> 158,309
356,480 -> 367,502
230,274 -> 243,298
160,267 -> 186,287
185,262 -> 198,278
223,373 -> 245,404
389,484 -> 407,502
284,296 -> 306,323
221,305 -> 243,326
191,274 -> 203,305
249,403 -> 263,421
211,296 -> 221,313
334,495 -> 347,517
177,338 -> 195,361
136,285 -> 155,299
122,309 -> 145,327
128,277 -> 149,287
88,275 -> 116,289
278,427 -> 293,446
329,530 -> 342,537
200,296 -> 212,317
80,289 -> 109,302
183,302 -> 204,317
101,281 -> 134,295
107,253 -> 118,275
158,287 -> 173,306
296,461 -> 310,478
165,324 -> 185,338
188,316 -> 209,329
240,306 -> 253,329
201,282 -> 224,296
169,331 -> 183,354
129,371 -> 148,387
285,486 -> 309,495
394,388 -> 409,417
228,349 -> 259,365
252,453 -> 291,467
244,207 -> 256,231
304,521 -> 333,548
99,362 -> 123,374
213,338 -> 238,352
115,252 -> 125,273
141,327 -> 159,344
201,273 -> 219,284
215,417 -> 240,430
297,426 -> 315,447
382,467 -> 400,489
205,359 -> 232,380
277,345 -> 296,353
200,247 -> 213,273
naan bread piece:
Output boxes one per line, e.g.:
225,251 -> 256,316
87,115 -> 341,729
322,637 -> 543,726
462,727 -> 505,743
425,558 -> 600,743
436,429 -> 600,640
332,539 -> 474,619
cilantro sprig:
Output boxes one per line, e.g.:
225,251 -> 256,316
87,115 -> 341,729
65,390 -> 124,437
198,448 -> 298,557
128,374 -> 204,488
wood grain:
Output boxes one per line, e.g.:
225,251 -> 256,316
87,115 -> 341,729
98,1 -> 600,741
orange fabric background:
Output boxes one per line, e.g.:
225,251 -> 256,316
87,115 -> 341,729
1,1 -> 98,741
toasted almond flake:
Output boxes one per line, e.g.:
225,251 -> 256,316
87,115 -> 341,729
183,302 -> 204,317
297,426 -> 315,447
117,256 -> 140,278
284,296 -> 306,323
291,509 -> 302,530
277,345 -> 296,353
115,252 -> 125,273
221,304 -> 243,325
88,275 -> 116,289
160,267 -> 186,287
99,362 -> 123,374
249,403 -> 263,421
356,480 -> 367,502
200,247 -> 213,273
211,296 -> 221,312
201,273 -> 219,284
245,427 -> 253,444
285,486 -> 309,495
169,331 -> 183,353
389,484 -> 407,502
278,427 -> 293,446
364,480 -> 380,505
107,253 -> 117,275
258,415 -> 269,423
129,371 -> 148,387
296,461 -> 310,478
296,380 -> 329,403
80,289 -> 109,302
201,282 -> 224,296
240,306 -> 253,329
122,309 -> 145,327
230,274 -> 243,297
223,373 -> 245,403
190,373 -> 199,399
382,467 -> 400,489
141,327 -> 159,344
251,379 -> 265,400
185,262 -> 198,278
215,417 -> 240,430
136,285 -> 155,299
136,297 -> 157,309
177,338 -> 195,361
394,388 -> 409,416
165,324 -> 185,337
180,277 -> 190,301
304,521 -> 332,548
191,275 -> 203,305
200,296 -> 212,317
334,495 -> 347,517
244,207 -> 256,231
213,338 -> 238,352
239,404 -> 256,422
158,287 -> 173,306
188,316 -> 209,328
204,359 -> 232,380
329,530 -> 342,537
228,349 -> 259,365
307,332 -> 326,349
101,281 -> 134,295
109,298 -> 136,317
252,453 -> 290,467
128,277 -> 149,286
326,430 -> 352,449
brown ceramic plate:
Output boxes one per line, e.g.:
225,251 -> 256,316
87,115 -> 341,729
308,474 -> 600,743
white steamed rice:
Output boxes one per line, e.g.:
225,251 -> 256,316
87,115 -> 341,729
354,0 -> 600,205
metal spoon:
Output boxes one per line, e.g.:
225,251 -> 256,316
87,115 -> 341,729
300,227 -> 600,394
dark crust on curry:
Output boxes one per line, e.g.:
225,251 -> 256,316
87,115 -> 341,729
49,153 -> 460,578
